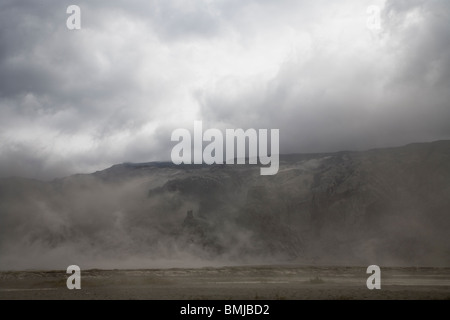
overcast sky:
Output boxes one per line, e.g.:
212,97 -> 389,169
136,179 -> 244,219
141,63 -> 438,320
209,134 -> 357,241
0,0 -> 449,179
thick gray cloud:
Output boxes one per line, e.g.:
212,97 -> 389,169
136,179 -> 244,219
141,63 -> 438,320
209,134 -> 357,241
0,0 -> 449,179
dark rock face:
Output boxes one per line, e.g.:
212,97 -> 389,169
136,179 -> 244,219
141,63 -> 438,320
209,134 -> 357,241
0,141 -> 449,269
181,210 -> 221,253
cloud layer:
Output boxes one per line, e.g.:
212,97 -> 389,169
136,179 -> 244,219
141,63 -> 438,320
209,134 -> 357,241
0,0 -> 449,179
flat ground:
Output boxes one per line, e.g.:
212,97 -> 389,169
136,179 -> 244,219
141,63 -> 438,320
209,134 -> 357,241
1,265 -> 449,300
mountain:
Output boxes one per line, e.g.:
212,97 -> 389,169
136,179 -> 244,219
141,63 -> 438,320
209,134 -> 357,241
0,141 -> 449,270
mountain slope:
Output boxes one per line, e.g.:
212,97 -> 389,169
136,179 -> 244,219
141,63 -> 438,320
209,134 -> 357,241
0,141 -> 449,269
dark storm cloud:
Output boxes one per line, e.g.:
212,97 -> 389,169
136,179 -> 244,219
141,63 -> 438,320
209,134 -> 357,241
199,0 -> 450,152
0,0 -> 449,179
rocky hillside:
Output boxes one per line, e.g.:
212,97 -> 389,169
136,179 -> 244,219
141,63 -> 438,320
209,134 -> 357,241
0,141 -> 449,269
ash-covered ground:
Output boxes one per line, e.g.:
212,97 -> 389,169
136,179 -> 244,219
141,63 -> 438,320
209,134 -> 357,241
1,265 -> 450,300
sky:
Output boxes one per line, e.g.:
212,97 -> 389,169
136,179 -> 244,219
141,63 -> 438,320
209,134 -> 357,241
0,0 -> 449,180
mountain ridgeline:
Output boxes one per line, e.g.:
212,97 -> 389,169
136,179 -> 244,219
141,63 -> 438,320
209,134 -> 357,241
0,141 -> 449,270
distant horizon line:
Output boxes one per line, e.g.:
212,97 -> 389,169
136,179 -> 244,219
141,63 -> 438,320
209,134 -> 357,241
2,139 -> 449,182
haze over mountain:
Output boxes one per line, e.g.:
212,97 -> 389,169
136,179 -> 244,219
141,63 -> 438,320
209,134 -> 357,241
0,140 -> 449,270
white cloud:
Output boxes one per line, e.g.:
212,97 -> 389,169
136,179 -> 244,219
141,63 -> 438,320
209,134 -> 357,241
0,0 -> 449,179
